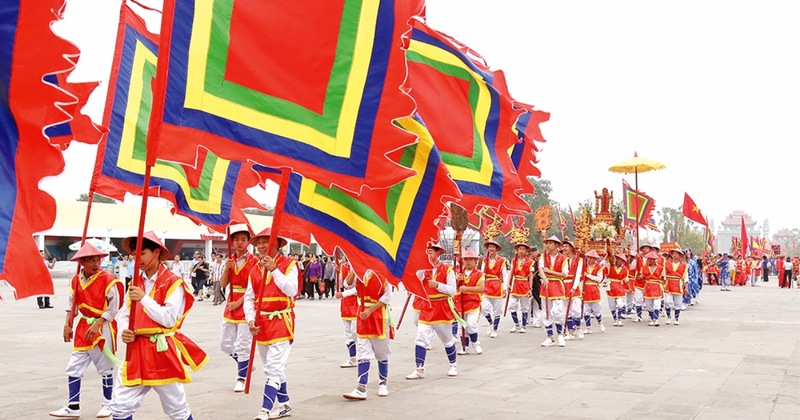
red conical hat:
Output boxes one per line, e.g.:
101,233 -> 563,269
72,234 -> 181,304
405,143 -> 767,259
544,235 -> 562,244
70,242 -> 108,262
250,227 -> 288,248
122,231 -> 171,261
228,222 -> 253,240
614,253 -> 628,262
427,240 -> 445,252
461,248 -> 480,259
644,251 -> 660,260
584,249 -> 601,260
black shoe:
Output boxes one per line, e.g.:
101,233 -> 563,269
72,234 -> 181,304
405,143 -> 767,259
45,305 -> 54,309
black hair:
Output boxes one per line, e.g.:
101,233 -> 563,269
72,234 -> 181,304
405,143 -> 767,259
127,238 -> 161,253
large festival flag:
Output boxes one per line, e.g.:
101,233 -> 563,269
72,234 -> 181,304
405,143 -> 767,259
0,0 -> 83,298
276,116 -> 461,299
705,229 -> 715,252
42,73 -> 105,149
622,180 -> 656,227
682,192 -> 708,226
511,105 -> 549,194
94,4 -> 264,232
151,0 -> 425,192
405,20 -> 528,216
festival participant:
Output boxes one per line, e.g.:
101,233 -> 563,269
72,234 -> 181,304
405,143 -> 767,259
406,241 -> 459,379
623,251 -> 637,319
109,231 -> 208,420
717,253 -> 732,291
664,249 -> 688,325
606,253 -> 629,326
243,228 -> 297,420
507,228 -> 534,334
539,236 -> 568,347
632,244 -> 653,322
335,255 -> 358,368
480,229 -> 508,338
685,249 -> 702,305
49,243 -> 123,419
561,238 -> 584,340
640,251 -> 665,326
454,248 -> 485,355
219,223 -> 258,393
735,255 -> 747,286
581,250 -> 605,333
341,269 -> 394,400
529,246 -> 545,328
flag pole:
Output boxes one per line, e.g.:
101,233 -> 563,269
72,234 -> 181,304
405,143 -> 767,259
245,169 -> 291,394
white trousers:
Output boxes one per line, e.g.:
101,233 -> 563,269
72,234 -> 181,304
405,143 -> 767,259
356,336 -> 391,362
110,371 -> 190,420
220,321 -> 252,362
645,298 -> 662,312
567,297 -> 583,319
65,346 -> 115,378
583,302 -> 602,318
542,299 -> 566,328
462,310 -> 479,335
607,297 -> 625,314
258,340 -> 292,389
415,322 -> 456,349
481,297 -> 503,319
508,296 -> 531,318
663,293 -> 682,310
634,288 -> 644,307
342,319 -> 356,345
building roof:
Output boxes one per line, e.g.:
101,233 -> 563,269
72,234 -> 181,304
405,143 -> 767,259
41,200 -> 273,241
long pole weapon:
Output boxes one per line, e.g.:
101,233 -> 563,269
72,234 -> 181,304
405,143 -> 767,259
450,205 -> 468,351
533,207 -> 553,328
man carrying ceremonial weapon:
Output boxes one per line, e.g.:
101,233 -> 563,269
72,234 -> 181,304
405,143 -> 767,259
480,221 -> 508,339
341,269 -> 394,400
664,248 -> 689,325
455,248 -> 485,355
640,251 -> 665,326
335,254 -> 359,368
49,242 -> 123,419
623,250 -> 637,319
406,241 -> 461,379
632,243 -> 654,322
607,253 -> 630,326
506,227 -> 535,334
539,235 -> 569,347
109,232 -> 208,420
561,238 -> 585,340
219,223 -> 258,393
243,228 -> 296,420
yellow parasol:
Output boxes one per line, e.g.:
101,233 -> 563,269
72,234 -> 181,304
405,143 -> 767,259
608,152 -> 666,249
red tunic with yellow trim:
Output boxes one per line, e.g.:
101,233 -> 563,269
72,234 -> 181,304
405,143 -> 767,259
582,263 -> 603,302
664,261 -> 687,295
418,264 -> 455,325
355,271 -> 394,339
70,271 -> 123,352
339,262 -> 358,320
510,257 -> 533,297
640,264 -> 665,299
250,256 -> 297,346
122,267 -> 208,386
605,264 -> 628,299
224,253 -> 259,323
481,256 -> 506,299
541,252 -> 567,299
625,262 -> 636,293
634,256 -> 646,290
412,270 -> 431,313
564,256 -> 584,300
453,268 -> 484,315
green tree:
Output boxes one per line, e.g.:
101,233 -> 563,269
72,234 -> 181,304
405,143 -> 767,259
678,228 -> 706,255
488,177 -> 557,259
76,193 -> 117,204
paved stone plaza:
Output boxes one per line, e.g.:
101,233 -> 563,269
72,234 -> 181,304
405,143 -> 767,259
2,264 -> 798,419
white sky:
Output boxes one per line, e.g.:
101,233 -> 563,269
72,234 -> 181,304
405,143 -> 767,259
42,0 -> 800,234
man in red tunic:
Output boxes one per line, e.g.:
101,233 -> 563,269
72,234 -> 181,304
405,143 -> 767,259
639,251 -> 665,326
581,250 -> 606,334
110,231 -> 208,420
480,237 -> 508,339
562,239 -> 584,340
507,228 -> 534,334
220,223 -> 259,393
49,243 -> 123,419
455,248 -> 485,355
341,269 -> 394,400
606,253 -> 629,327
664,249 -> 688,325
406,241 -> 459,379
244,228 -> 297,420
335,255 -> 358,368
539,236 -> 568,347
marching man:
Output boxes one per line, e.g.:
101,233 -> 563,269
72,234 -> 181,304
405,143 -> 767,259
632,244 -> 653,322
335,255 -> 359,368
406,241 -> 460,379
540,236 -> 569,347
561,239 -> 584,340
480,223 -> 508,338
507,228 -> 534,334
606,253 -> 630,326
220,223 -> 259,393
454,248 -> 485,355
581,250 -> 606,333
49,243 -> 123,419
664,248 -> 688,325
244,228 -> 297,420
341,269 -> 394,400
640,251 -> 665,326
109,232 -> 208,420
